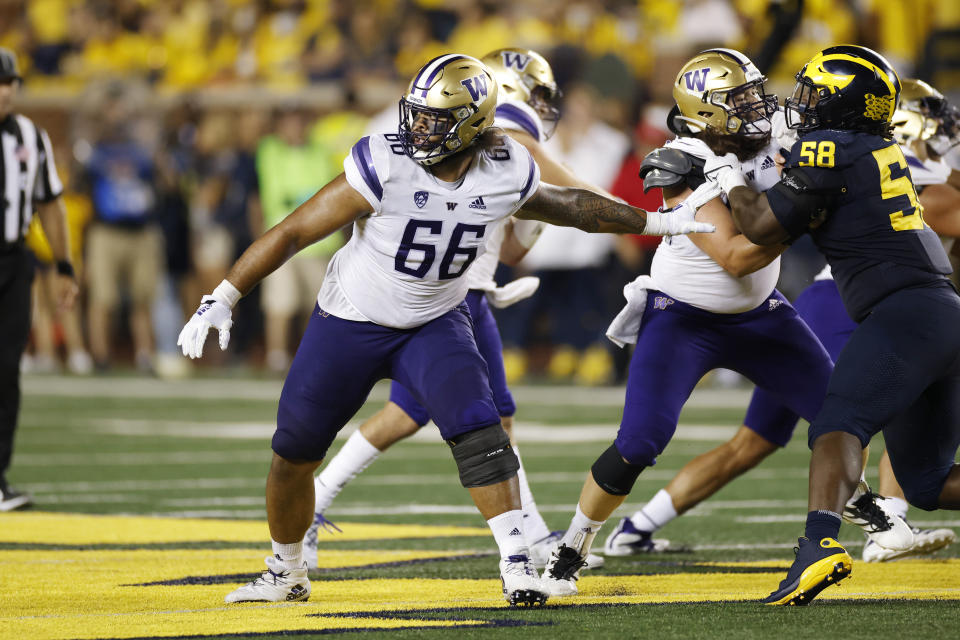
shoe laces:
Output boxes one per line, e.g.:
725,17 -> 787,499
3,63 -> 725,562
314,512 -> 342,534
547,544 -> 587,581
849,491 -> 892,532
504,554 -> 537,578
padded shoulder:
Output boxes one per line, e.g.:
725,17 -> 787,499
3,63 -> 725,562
639,146 -> 703,193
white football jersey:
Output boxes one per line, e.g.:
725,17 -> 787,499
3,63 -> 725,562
464,100 -> 548,290
317,133 -> 540,329
649,135 -> 782,313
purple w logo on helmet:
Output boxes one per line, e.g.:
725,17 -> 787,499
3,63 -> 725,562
684,68 -> 710,92
461,75 -> 489,101
502,52 -> 531,71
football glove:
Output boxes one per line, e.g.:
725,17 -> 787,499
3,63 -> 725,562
642,181 -> 720,236
178,280 -> 240,359
703,152 -> 747,196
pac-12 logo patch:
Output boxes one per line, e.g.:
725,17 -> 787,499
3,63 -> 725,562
414,191 -> 429,208
653,296 -> 674,310
768,298 -> 783,311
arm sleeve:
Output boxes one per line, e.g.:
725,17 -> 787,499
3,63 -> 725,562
33,127 -> 64,203
343,135 -> 389,215
515,142 -> 541,209
766,166 -> 843,241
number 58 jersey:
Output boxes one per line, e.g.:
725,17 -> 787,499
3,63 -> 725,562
317,133 -> 540,329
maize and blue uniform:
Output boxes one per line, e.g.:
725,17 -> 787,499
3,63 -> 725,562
765,129 -> 960,510
610,132 -> 833,467
273,133 -> 540,462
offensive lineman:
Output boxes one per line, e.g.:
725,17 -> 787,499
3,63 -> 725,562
541,48 -> 836,597
706,45 -> 960,605
302,48 -> 606,572
178,54 -> 716,606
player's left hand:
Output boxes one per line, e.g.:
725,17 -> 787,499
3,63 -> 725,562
703,152 -> 747,196
55,273 -> 79,312
178,295 -> 233,359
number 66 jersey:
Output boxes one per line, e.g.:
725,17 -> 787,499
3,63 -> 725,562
317,133 -> 540,329
766,129 -> 952,322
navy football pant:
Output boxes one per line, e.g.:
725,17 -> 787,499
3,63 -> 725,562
616,290 -> 832,466
389,290 -> 516,426
274,303 -> 500,462
808,281 -> 960,510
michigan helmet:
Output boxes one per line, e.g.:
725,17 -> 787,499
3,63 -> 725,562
785,45 -> 901,138
670,48 -> 777,138
0,47 -> 20,82
481,48 -> 561,138
399,54 -> 498,166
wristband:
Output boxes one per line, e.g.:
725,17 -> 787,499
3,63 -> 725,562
512,218 -> 546,249
56,260 -> 75,278
212,279 -> 242,309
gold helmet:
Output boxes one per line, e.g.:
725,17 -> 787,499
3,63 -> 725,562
399,54 -> 498,166
671,48 -> 777,138
892,78 -> 960,155
481,48 -> 561,138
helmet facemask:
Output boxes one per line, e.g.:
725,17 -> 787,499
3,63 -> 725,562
399,99 -> 478,166
528,84 -> 561,139
927,102 -> 960,157
785,76 -> 828,134
713,80 -> 778,138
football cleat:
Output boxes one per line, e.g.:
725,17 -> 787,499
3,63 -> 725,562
542,543 -> 587,597
224,555 -> 311,603
842,482 -> 914,551
862,524 -> 956,562
530,531 -> 604,570
0,485 -> 32,512
603,517 -> 671,556
762,537 -> 852,606
302,512 -> 342,569
499,554 -> 548,607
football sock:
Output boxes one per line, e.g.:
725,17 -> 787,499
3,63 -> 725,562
804,510 -> 842,542
314,430 -> 381,513
487,510 -> 528,559
514,446 -> 552,543
881,496 -> 909,521
631,489 -> 677,533
561,504 -> 605,556
272,540 -> 304,571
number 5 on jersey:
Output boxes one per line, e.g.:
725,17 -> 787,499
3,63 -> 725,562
871,145 -> 925,232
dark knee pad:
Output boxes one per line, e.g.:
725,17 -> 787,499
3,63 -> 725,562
448,424 -> 519,488
591,444 -> 645,496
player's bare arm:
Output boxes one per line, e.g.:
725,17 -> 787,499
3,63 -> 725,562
726,185 -> 791,245
918,182 -> 960,238
35,197 -> 79,310
508,129 -> 618,198
664,184 -> 785,277
226,173 -> 370,294
516,183 -> 649,233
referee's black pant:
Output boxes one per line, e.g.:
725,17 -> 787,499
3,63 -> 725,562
0,244 -> 34,486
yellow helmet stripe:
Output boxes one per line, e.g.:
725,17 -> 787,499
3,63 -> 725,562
807,52 -> 897,97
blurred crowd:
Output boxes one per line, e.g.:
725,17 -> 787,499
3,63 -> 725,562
6,0 -> 960,383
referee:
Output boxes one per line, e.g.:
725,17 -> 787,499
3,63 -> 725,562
0,48 -> 77,511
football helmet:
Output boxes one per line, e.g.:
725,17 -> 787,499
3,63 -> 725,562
481,48 -> 561,138
785,45 -> 901,137
892,78 -> 960,156
670,48 -> 777,138
399,54 -> 498,166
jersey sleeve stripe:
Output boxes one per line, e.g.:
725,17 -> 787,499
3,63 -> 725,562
495,104 -> 540,140
351,136 -> 383,201
904,154 -> 925,170
519,152 -> 536,200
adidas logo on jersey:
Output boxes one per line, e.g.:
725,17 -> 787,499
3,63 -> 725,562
509,528 -> 522,536
469,196 -> 486,210
760,156 -> 775,171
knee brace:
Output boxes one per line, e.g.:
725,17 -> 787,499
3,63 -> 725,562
591,444 -> 645,496
448,424 -> 519,488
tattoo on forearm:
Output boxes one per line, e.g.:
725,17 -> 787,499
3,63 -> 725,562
529,188 -> 648,234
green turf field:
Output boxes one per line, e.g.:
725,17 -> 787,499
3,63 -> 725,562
5,375 -> 959,639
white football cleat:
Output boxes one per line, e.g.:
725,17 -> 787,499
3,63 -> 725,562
862,525 -> 957,562
603,517 -> 671,556
842,482 -> 914,551
224,556 -> 311,603
499,554 -> 548,607
530,531 -> 604,569
542,543 -> 587,597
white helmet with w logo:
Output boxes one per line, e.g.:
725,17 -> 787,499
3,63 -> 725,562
481,48 -> 561,138
399,54 -> 498,166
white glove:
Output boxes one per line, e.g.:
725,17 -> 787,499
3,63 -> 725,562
771,109 -> 798,154
177,280 -> 240,359
642,181 -> 720,236
484,276 -> 540,308
703,152 -> 747,196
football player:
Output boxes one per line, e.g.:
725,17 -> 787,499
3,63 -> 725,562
704,45 -> 960,605
541,48 -> 837,597
178,54 -> 716,607
302,48 -> 605,572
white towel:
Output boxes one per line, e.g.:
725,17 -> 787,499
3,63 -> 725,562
479,276 -> 541,309
605,275 -> 656,348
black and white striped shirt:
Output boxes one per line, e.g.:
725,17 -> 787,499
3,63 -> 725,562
1,114 -> 63,245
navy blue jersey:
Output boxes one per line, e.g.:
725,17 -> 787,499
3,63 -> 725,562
766,129 -> 952,321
